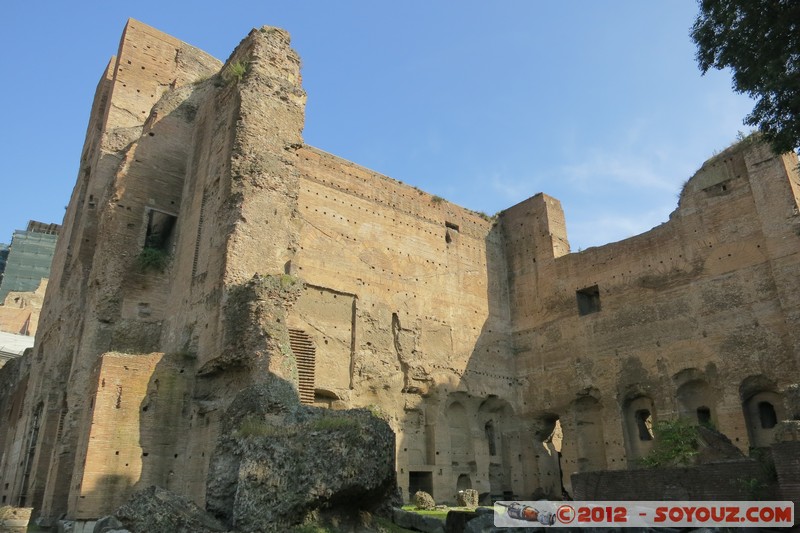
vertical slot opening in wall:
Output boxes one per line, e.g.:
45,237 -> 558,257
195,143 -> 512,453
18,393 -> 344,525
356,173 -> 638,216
289,328 -> 315,405
576,285 -> 601,316
485,420 -> 497,456
635,409 -> 653,441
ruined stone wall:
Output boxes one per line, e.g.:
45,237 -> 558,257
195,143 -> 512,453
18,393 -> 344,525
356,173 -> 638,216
0,19 -> 221,523
0,354 -> 29,507
2,17 -> 799,525
69,352 -> 195,519
289,147 -> 516,501
571,460 -> 778,501
503,139 -> 800,495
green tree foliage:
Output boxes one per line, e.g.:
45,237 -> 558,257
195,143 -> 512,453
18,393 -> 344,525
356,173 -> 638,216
640,418 -> 699,467
691,0 -> 800,153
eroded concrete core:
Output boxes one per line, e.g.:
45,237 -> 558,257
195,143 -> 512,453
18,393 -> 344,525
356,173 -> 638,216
0,18 -> 799,525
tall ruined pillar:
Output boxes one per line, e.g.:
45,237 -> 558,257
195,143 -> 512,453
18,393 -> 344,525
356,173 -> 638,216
186,26 -> 307,383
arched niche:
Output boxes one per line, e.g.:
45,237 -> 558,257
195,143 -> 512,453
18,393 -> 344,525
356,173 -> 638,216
675,375 -> 717,427
572,396 -> 607,472
447,401 -> 472,463
477,395 -> 514,458
622,395 -> 655,464
740,375 -> 785,448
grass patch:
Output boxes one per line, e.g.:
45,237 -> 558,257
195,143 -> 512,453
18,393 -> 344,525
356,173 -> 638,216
400,505 -> 485,522
366,404 -> 390,422
405,508 -> 447,520
430,195 -> 444,204
136,247 -> 170,272
310,415 -> 360,432
280,273 -> 299,289
222,59 -> 249,85
236,415 -> 284,438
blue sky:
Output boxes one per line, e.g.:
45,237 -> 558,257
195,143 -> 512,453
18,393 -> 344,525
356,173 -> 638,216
0,1 -> 753,251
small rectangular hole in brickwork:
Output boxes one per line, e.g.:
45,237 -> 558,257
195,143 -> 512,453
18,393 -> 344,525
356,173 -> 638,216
576,285 -> 601,316
145,209 -> 177,251
703,180 -> 732,197
445,222 -> 459,244
408,471 -> 433,496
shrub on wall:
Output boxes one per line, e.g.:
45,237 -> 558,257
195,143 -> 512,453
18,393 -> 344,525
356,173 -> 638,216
136,247 -> 170,273
641,418 -> 699,467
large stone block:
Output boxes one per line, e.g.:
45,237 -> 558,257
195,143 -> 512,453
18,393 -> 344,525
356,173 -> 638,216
113,486 -> 226,533
206,378 -> 398,532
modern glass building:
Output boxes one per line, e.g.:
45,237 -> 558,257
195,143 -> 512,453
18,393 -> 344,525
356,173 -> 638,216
0,244 -> 9,286
0,221 -> 60,303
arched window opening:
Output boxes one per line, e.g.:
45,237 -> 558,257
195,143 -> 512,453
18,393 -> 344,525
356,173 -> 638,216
758,401 -> 777,429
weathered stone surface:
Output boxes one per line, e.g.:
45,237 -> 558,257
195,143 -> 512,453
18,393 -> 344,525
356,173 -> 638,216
201,273 -> 302,376
94,515 -> 124,533
444,510 -> 479,533
464,513 -> 522,533
783,384 -> 800,420
0,506 -> 31,533
694,425 -> 746,463
114,486 -> 226,533
774,420 -> 800,442
1,14 -> 800,528
206,378 -> 398,532
456,489 -> 479,508
414,491 -> 436,510
392,508 -> 444,533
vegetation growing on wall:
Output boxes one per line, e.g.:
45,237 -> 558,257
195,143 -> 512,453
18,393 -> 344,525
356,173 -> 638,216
136,247 -> 170,272
222,59 -> 249,85
237,414 -> 296,438
641,418 -> 699,467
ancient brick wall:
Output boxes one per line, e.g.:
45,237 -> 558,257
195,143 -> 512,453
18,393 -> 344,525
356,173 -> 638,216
0,19 -> 221,524
571,460 -> 777,501
772,440 -> 800,512
502,140 -> 800,495
0,356 -> 29,507
288,146 -> 517,500
1,17 -> 798,524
